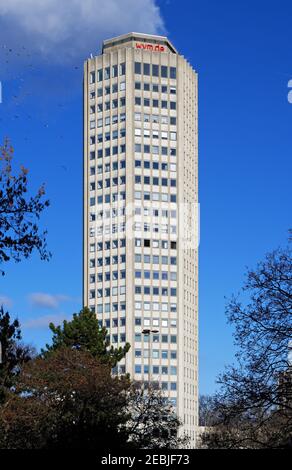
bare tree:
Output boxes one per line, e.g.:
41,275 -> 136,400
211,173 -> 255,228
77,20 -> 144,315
0,138 -> 50,275
202,235 -> 292,448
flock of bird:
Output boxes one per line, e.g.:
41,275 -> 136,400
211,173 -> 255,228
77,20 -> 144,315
0,43 -> 80,150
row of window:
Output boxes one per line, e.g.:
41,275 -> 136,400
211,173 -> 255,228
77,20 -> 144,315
134,62 -> 176,79
90,129 -> 126,146
135,302 -> 177,313
90,207 -> 125,221
90,176 -> 126,192
135,254 -> 177,265
135,270 -> 177,281
90,97 -> 126,113
135,159 -> 176,170
90,159 -> 126,175
90,223 -> 127,236
135,333 -> 177,343
90,81 -> 126,99
92,254 -> 126,266
133,222 -> 177,235
135,82 -> 176,94
99,318 -> 126,328
134,209 -> 177,220
92,238 -> 176,252
90,192 -> 126,205
107,333 -> 126,343
135,144 -> 177,158
90,129 -> 126,150
90,113 -> 126,129
135,286 -> 177,296
135,96 -> 176,110
135,113 -> 176,125
135,128 -> 177,139
135,239 -> 177,249
135,349 -> 177,359
90,271 -> 125,283
134,192 -> 177,203
95,286 -> 128,298
134,317 -> 177,329
135,365 -> 177,377
91,239 -> 126,251
135,175 -> 176,187
90,286 -> 126,299
90,63 -> 126,84
136,142 -> 177,155
95,302 -> 126,314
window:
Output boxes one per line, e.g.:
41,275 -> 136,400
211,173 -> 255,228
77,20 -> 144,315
120,62 -> 126,75
143,63 -> 150,75
134,62 -> 141,74
90,71 -> 95,84
161,65 -> 168,78
170,67 -> 177,79
97,69 -> 103,81
104,67 -> 110,80
112,64 -> 118,78
152,64 -> 159,77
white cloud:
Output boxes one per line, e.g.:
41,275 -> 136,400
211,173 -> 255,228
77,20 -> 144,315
22,312 -> 69,329
28,292 -> 72,309
0,295 -> 13,308
0,0 -> 164,60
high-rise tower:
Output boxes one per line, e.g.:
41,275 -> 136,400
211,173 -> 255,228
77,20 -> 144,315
83,32 -> 198,445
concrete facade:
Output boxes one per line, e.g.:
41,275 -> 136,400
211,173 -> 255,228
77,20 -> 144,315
83,32 -> 198,446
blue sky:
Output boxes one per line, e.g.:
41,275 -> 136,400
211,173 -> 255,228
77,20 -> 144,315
0,0 -> 291,394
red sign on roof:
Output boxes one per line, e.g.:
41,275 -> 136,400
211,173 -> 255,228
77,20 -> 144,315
135,43 -> 165,52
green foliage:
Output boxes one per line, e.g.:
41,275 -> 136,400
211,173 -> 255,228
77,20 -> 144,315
0,306 -> 33,404
44,307 -> 130,367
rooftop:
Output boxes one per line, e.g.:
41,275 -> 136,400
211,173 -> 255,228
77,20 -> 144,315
102,32 -> 178,54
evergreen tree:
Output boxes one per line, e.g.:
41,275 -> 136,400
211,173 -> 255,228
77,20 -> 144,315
0,306 -> 33,404
44,307 -> 130,367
